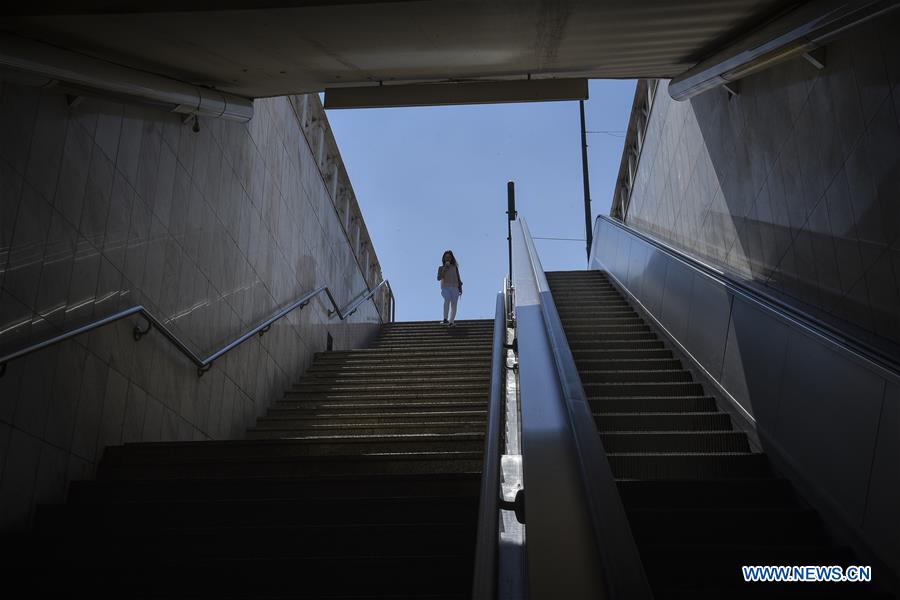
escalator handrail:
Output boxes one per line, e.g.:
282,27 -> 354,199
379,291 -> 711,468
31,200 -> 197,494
471,291 -> 507,600
595,214 -> 900,382
517,218 -> 653,599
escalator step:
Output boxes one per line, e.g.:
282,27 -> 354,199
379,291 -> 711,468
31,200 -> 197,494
577,358 -> 683,371
580,369 -> 694,384
616,479 -> 798,509
585,381 -> 705,397
574,348 -> 673,360
600,431 -> 750,453
596,412 -> 732,432
609,452 -> 770,480
626,507 -> 826,545
590,396 -> 719,413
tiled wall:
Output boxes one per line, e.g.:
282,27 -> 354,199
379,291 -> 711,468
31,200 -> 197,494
0,84 -> 386,529
622,13 -> 900,350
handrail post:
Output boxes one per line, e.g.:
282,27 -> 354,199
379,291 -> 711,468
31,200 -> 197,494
579,99 -> 593,264
507,181 -> 517,286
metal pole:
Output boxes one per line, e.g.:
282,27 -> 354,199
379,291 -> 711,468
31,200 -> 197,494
507,181 -> 516,286
579,100 -> 593,264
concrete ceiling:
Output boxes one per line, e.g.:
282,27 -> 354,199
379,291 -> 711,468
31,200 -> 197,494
1,1 -> 799,98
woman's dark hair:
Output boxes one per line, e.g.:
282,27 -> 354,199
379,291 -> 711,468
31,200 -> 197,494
442,250 -> 457,265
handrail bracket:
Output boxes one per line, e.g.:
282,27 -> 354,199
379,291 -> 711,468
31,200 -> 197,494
499,487 -> 526,525
133,319 -> 153,342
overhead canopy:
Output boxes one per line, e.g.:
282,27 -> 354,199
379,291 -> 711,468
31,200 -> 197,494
1,0 -> 796,98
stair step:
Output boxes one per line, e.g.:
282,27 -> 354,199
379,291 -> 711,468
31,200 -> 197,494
546,270 -> 608,276
376,336 -> 493,345
68,473 -> 482,504
289,382 -> 489,395
616,479 -> 798,509
37,495 -> 478,532
600,431 -> 751,453
590,396 -> 719,413
104,435 -> 485,463
248,421 -> 486,438
570,340 -> 666,351
555,301 -> 630,310
318,348 -> 492,359
548,278 -> 613,285
378,329 -> 494,338
305,371 -> 491,382
258,410 -> 487,425
560,316 -> 644,326
553,291 -> 622,299
580,369 -> 694,384
626,508 -> 826,545
552,286 -> 622,294
557,303 -> 631,311
296,374 -> 491,387
585,381 -> 705,397
5,555 -> 477,597
381,323 -> 495,330
365,343 -> 492,352
609,452 -> 770,480
562,323 -> 651,333
37,523 -> 476,562
577,358 -> 682,371
311,358 -> 491,370
596,412 -> 732,432
308,361 -> 489,372
271,400 -> 487,413
98,452 -> 484,481
574,348 -> 673,360
565,331 -> 658,342
382,319 -> 492,328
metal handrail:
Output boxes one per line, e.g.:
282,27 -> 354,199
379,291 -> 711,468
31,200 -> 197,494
595,214 -> 900,382
0,280 -> 393,378
518,217 -> 653,599
471,290 -> 508,600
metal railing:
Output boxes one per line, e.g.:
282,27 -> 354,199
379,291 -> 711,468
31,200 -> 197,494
0,280 -> 393,378
596,214 -> 900,381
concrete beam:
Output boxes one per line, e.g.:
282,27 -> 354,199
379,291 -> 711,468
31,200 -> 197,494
324,78 -> 588,110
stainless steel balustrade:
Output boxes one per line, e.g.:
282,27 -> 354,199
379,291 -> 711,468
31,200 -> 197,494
594,214 -> 900,377
591,213 -> 900,587
0,280 -> 394,378
511,218 -> 652,600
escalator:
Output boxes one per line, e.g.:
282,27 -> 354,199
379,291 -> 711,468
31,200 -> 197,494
546,269 -> 889,599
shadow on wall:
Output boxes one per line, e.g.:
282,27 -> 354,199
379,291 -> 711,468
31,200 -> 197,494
0,82 -> 383,531
686,13 -> 900,353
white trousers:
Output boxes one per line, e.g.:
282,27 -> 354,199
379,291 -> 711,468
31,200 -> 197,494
441,287 -> 460,322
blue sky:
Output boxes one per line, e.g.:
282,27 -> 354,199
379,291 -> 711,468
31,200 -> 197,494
326,79 -> 636,321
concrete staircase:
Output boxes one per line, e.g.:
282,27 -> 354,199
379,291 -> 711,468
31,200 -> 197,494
12,319 -> 494,598
546,270 -> 888,600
